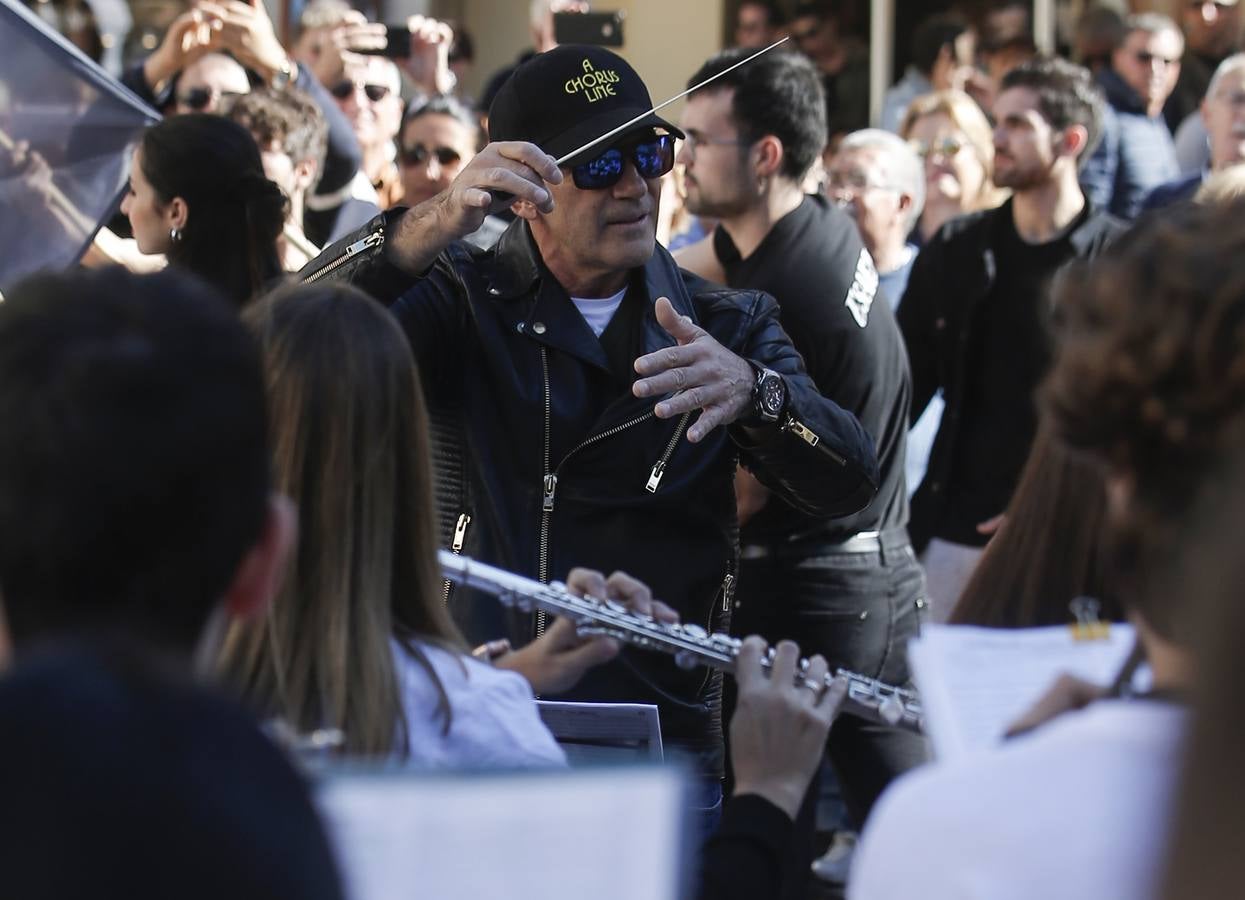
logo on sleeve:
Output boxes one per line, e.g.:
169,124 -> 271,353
845,249 -> 878,328
564,58 -> 621,104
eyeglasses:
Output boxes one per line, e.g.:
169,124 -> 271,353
176,87 -> 246,111
329,80 -> 392,102
826,169 -> 899,193
399,143 -> 463,167
1133,51 -> 1180,68
681,130 -> 753,154
908,136 -> 966,159
570,134 -> 676,190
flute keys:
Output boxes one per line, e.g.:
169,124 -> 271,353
682,624 -> 707,638
878,694 -> 904,726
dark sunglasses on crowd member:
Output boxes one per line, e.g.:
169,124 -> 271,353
176,87 -> 246,110
1133,50 -> 1180,68
399,143 -> 462,167
571,134 -> 676,190
328,80 -> 392,102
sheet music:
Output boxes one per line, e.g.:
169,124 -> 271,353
537,701 -> 663,764
318,767 -> 686,900
909,623 -> 1137,760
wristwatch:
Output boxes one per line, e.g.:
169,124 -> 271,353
270,59 -> 296,90
745,364 -> 787,426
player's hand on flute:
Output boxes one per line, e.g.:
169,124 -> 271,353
730,637 -> 846,820
495,568 -> 676,695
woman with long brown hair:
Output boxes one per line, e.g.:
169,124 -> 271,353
949,427 -> 1120,628
219,283 -> 570,765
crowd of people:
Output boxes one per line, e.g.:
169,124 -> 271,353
5,0 -> 1245,898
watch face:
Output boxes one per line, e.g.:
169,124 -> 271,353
759,372 -> 785,417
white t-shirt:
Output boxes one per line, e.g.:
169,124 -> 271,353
392,639 -> 566,769
571,288 -> 627,338
849,700 -> 1186,900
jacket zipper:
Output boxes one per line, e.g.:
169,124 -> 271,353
302,228 -> 384,283
440,513 -> 471,604
535,348 -> 688,636
782,414 -> 847,465
646,411 -> 692,492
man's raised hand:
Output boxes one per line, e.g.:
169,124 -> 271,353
436,142 -> 561,234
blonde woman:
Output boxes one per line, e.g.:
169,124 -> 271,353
901,89 -> 1007,243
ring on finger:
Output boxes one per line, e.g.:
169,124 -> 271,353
798,678 -> 825,698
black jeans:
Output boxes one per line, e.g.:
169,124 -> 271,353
723,535 -> 930,897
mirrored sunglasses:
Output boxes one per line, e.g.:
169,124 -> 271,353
571,135 -> 676,190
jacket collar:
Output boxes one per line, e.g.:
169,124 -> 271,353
988,195 -> 1106,257
485,218 -> 694,368
1097,67 -> 1148,116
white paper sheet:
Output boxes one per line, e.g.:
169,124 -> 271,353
909,623 -> 1137,760
537,701 -> 663,764
318,766 -> 686,900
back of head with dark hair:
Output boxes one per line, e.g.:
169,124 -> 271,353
227,86 -> 329,189
0,642 -> 344,900
741,0 -> 788,28
1000,56 -> 1104,162
686,48 -> 827,180
0,267 -> 270,654
1043,198 -> 1245,643
140,113 -> 286,307
792,0 -> 833,22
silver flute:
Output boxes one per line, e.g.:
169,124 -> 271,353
439,551 -> 923,733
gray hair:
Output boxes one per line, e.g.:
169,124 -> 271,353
1122,12 -> 1184,52
1207,52 -> 1245,103
837,128 -> 926,233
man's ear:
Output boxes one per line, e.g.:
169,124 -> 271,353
1058,124 -> 1089,160
221,494 -> 297,622
754,135 -> 785,179
293,158 -> 318,195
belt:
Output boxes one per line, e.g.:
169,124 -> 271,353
740,526 -> 911,559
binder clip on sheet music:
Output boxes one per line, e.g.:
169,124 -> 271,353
439,551 -> 924,733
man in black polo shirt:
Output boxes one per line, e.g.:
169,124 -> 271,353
674,47 -> 924,874
898,57 -> 1125,619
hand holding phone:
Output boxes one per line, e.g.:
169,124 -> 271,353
553,10 -> 625,47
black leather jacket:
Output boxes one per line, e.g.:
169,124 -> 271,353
898,200 -> 1125,550
307,214 -> 880,774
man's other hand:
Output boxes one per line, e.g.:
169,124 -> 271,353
633,297 -> 755,443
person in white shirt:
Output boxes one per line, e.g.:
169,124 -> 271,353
851,196 -> 1245,900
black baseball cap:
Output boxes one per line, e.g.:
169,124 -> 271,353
488,45 -> 684,167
